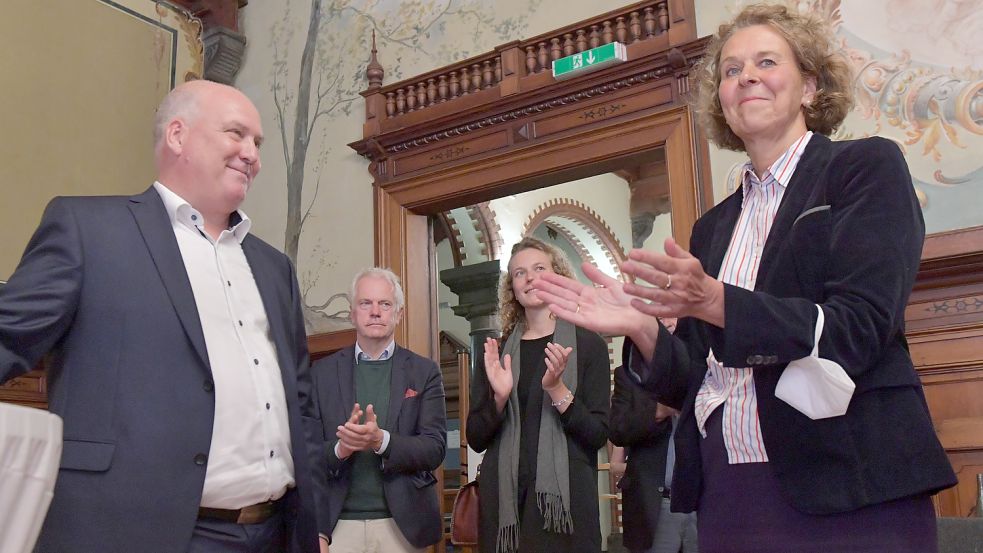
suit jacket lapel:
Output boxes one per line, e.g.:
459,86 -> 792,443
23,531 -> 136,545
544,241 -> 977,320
387,346 -> 409,429
704,191 -> 743,279
128,187 -> 210,371
756,135 -> 828,287
337,347 -> 355,418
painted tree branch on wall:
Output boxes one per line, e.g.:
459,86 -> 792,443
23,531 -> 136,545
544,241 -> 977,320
269,0 -> 543,330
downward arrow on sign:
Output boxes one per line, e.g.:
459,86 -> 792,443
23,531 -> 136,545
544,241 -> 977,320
586,52 -> 596,64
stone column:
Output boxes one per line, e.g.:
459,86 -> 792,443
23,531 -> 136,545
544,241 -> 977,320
439,260 -> 502,379
440,260 -> 502,482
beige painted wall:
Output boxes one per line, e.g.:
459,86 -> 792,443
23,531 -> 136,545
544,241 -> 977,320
235,0 -> 983,335
0,0 -> 201,280
235,0 -> 643,333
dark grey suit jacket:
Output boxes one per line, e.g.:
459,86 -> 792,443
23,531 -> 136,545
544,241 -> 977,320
632,135 -> 956,515
609,365 -> 672,552
310,345 -> 447,548
0,188 -> 320,553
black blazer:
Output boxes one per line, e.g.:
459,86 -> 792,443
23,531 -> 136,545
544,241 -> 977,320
632,135 -> 956,515
0,188 -> 319,552
310,345 -> 447,548
609,365 -> 672,552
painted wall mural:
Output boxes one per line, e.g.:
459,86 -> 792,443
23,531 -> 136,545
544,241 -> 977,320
237,0 -> 983,334
242,0 -> 564,332
722,0 -> 983,233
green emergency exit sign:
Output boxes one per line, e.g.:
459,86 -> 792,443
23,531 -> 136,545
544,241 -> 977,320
552,42 -> 628,80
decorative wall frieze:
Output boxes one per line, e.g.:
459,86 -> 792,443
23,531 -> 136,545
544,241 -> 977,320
384,64 -> 679,156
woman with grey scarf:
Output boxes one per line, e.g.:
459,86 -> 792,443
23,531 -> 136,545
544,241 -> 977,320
466,237 -> 610,553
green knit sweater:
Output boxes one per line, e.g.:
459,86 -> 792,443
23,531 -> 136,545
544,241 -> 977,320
339,357 -> 392,520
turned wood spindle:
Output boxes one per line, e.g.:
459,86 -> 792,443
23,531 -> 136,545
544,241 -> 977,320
615,16 -> 628,44
450,71 -> 460,98
417,82 -> 427,108
658,2 -> 669,33
589,24 -> 600,48
395,88 -> 406,114
563,33 -> 575,57
537,42 -> 548,72
406,84 -> 417,111
602,20 -> 614,44
575,29 -> 588,52
437,75 -> 448,102
426,78 -> 436,106
385,92 -> 395,117
630,11 -> 642,42
644,7 -> 657,38
493,57 -> 502,83
525,46 -> 537,74
470,64 -> 482,92
481,60 -> 492,88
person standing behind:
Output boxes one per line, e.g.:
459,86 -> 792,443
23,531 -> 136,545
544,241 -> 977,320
610,367 -> 697,553
311,268 -> 447,553
0,80 -> 319,553
467,237 -> 610,553
610,317 -> 697,553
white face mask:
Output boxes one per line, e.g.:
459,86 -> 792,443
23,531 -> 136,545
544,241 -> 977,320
775,305 -> 855,419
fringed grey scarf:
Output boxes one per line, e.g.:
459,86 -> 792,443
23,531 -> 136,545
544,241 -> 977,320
495,317 -> 578,553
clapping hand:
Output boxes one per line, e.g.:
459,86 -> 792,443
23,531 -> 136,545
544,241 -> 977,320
534,263 -> 651,338
541,342 -> 572,392
621,238 -> 724,327
534,263 -> 661,356
483,338 -> 514,413
336,403 -> 383,458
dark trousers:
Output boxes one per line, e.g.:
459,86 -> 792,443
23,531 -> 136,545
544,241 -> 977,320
187,511 -> 286,553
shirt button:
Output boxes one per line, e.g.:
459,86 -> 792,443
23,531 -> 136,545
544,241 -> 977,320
194,453 -> 207,466
266,403 -> 271,410
238,320 -> 243,326
203,379 -> 214,392
227,281 -> 231,287
191,214 -> 197,221
254,359 -> 259,365
269,450 -> 274,458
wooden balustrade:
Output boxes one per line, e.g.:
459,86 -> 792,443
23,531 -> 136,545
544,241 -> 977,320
523,2 -> 669,75
364,0 -> 682,128
385,54 -> 503,117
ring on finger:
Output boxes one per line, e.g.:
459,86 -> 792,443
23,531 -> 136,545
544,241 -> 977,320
664,274 -> 672,290
575,304 -> 581,314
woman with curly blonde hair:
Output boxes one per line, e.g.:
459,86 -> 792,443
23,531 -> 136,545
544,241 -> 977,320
466,236 -> 609,553
534,3 -> 955,552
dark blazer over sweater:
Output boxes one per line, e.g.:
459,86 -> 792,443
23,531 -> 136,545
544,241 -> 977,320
632,135 -> 956,516
609,365 -> 672,552
310,345 -> 447,548
0,188 -> 320,553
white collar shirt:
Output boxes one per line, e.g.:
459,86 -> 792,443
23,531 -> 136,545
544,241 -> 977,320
154,181 -> 294,508
354,340 -> 396,363
694,132 -> 813,464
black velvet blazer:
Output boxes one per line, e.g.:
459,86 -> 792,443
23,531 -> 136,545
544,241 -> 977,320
631,134 -> 956,515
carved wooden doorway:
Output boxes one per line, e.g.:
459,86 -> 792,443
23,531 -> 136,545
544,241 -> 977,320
349,0 -> 711,362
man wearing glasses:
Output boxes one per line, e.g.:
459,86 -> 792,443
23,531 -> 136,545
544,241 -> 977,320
310,268 -> 447,553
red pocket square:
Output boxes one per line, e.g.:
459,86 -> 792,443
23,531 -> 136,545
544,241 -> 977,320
404,388 -> 418,399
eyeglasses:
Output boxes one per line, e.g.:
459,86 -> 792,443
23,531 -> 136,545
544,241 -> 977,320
355,300 -> 396,311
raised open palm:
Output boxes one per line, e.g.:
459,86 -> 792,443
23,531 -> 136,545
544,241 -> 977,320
483,337 -> 514,402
